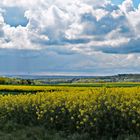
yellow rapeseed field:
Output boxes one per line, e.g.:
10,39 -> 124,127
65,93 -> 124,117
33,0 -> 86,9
0,86 -> 140,136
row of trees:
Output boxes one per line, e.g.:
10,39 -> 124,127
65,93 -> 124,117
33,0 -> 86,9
0,77 -> 35,85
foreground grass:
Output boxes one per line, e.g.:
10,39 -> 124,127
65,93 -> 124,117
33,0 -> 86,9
0,124 -> 139,140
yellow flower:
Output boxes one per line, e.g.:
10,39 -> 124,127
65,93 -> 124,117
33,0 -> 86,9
132,120 -> 136,124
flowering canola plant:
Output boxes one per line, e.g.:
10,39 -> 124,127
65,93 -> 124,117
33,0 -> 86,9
0,86 -> 140,136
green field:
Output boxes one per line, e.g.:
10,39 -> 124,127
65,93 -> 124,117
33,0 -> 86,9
58,82 -> 140,87
0,83 -> 140,139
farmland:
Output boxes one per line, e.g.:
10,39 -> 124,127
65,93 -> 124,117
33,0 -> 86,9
0,83 -> 140,139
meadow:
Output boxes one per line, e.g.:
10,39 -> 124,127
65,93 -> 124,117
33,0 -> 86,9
0,83 -> 140,139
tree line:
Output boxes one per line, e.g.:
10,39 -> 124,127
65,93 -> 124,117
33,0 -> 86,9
0,77 -> 35,85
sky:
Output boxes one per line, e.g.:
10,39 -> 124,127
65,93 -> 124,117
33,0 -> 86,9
0,0 -> 140,76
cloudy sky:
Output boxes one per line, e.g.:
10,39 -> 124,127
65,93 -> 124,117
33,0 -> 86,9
0,0 -> 140,75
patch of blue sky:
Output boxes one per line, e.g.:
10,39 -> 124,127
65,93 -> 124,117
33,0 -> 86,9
3,7 -> 28,27
112,0 -> 140,8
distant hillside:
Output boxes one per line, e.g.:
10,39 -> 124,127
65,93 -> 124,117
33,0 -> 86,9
92,74 -> 140,82
1,74 -> 140,85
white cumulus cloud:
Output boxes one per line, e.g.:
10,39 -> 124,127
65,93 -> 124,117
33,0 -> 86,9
0,0 -> 140,75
